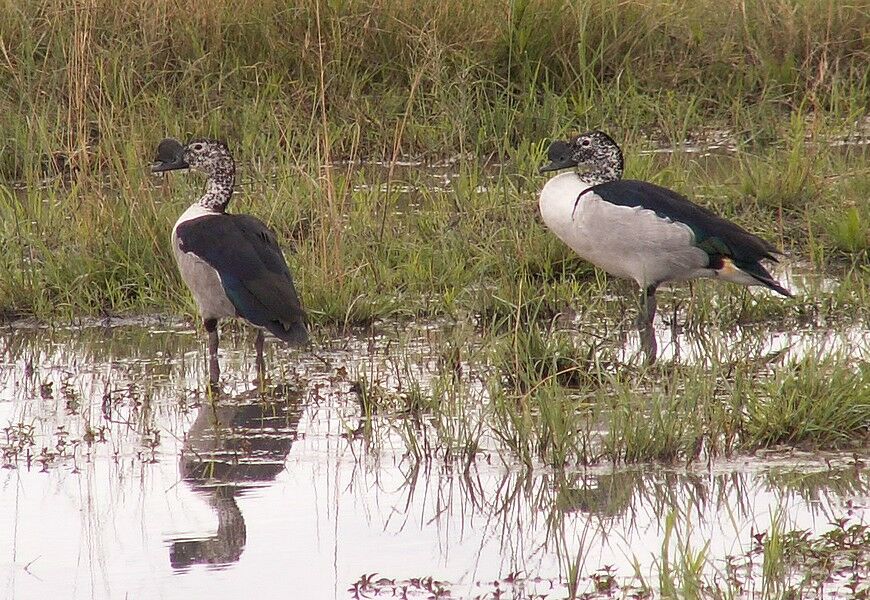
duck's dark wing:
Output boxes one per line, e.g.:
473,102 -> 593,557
590,179 -> 780,265
590,179 -> 790,296
176,214 -> 308,344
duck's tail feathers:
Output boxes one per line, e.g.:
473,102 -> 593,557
714,257 -> 792,297
728,258 -> 793,297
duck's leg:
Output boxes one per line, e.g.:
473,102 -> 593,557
254,329 -> 266,383
636,284 -> 658,364
204,318 -> 221,385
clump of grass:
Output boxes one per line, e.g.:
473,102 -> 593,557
605,383 -> 708,464
488,375 -> 599,469
743,352 -> 870,449
657,510 -> 710,599
825,206 -> 869,257
735,145 -> 818,213
497,324 -> 606,391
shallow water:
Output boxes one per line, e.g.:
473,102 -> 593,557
0,319 -> 867,599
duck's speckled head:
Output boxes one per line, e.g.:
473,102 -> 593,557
151,137 -> 236,212
180,138 -> 234,176
151,138 -> 234,176
539,130 -> 623,180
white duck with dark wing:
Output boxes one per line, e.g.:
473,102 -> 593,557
538,130 -> 791,362
152,138 -> 308,385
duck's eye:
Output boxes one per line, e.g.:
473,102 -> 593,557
191,143 -> 204,152
581,139 -> 591,147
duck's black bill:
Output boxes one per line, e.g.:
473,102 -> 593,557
538,139 -> 577,173
151,138 -> 188,173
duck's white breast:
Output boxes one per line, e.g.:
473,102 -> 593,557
538,172 -> 591,243
539,173 -> 710,286
171,205 -> 236,320
173,203 -> 220,230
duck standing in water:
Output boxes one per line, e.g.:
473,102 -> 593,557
152,138 -> 308,385
538,130 -> 791,363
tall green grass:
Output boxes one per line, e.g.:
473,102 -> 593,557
1,0 -> 867,174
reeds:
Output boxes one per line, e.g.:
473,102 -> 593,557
1,0 -> 867,170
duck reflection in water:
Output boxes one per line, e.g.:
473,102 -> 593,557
170,385 -> 303,569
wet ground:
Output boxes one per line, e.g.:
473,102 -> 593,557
0,316 -> 867,599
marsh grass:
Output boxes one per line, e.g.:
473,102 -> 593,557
347,303 -> 867,472
744,352 -> 870,449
